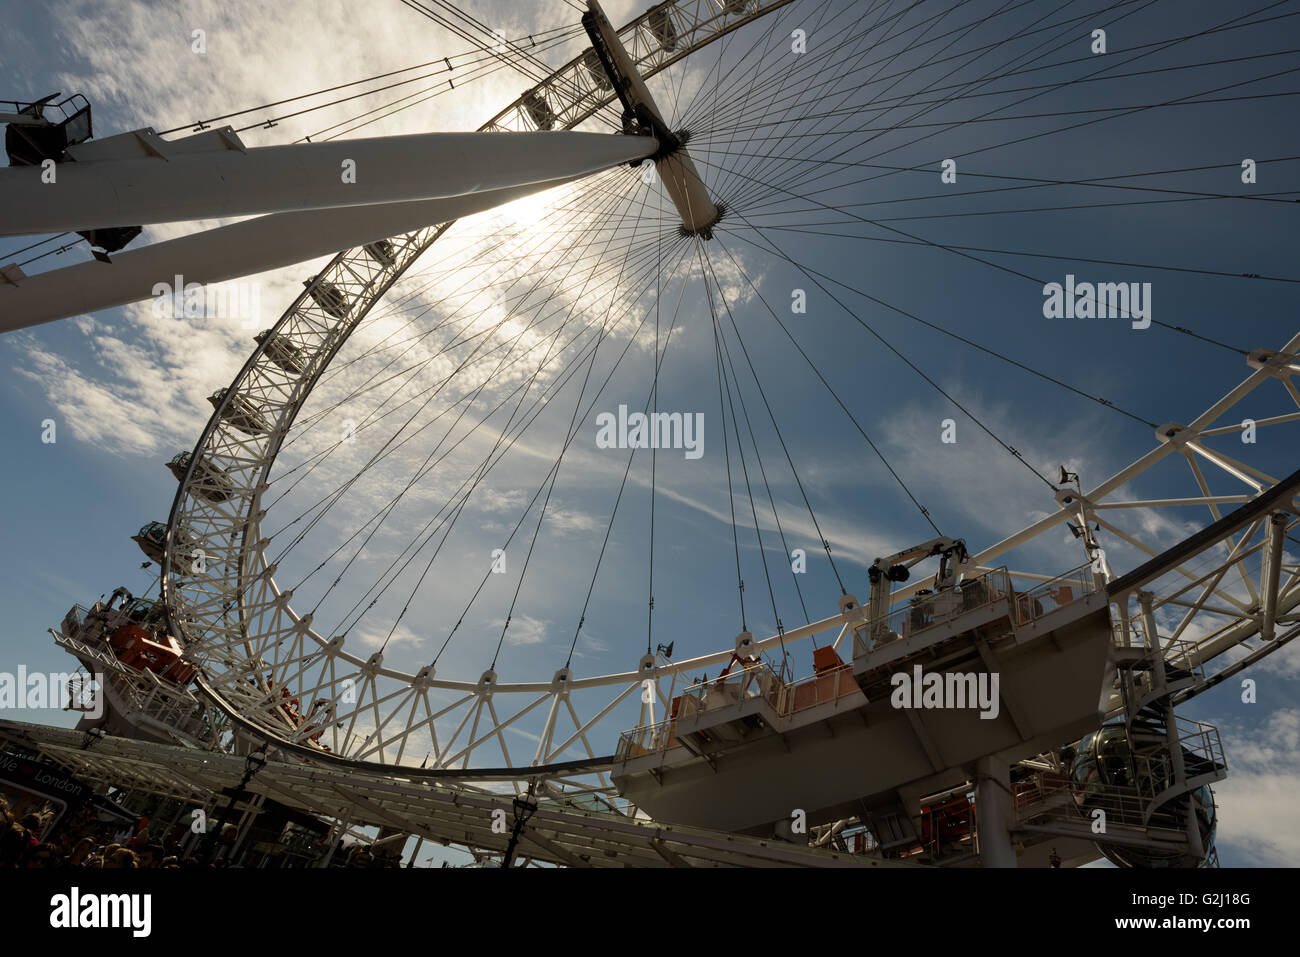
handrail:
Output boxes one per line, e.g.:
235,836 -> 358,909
619,561 -> 1103,761
0,93 -> 90,124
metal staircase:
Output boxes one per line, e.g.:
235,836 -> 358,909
1115,629 -> 1226,830
1005,619 -> 1226,867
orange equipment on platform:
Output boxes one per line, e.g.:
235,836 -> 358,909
108,622 -> 197,684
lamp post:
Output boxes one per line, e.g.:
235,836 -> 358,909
203,747 -> 267,865
501,783 -> 538,869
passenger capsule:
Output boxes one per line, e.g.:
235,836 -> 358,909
166,451 -> 233,502
207,387 -> 271,436
304,276 -> 351,319
131,521 -> 198,573
364,240 -> 397,267
1070,725 -> 1218,867
521,91 -> 557,131
253,329 -> 307,375
646,9 -> 677,51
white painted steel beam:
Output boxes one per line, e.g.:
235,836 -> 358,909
0,128 -> 657,236
1,177 -> 606,332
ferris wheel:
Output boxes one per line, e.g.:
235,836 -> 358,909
11,0 -> 1298,853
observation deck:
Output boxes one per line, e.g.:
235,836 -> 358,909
50,597 -> 217,748
613,563 -> 1116,835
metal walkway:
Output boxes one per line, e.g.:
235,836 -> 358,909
0,719 -> 906,868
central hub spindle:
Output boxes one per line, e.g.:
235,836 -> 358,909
583,1 -> 723,238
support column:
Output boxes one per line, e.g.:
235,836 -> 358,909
975,756 -> 1017,868
318,814 -> 350,868
1139,590 -> 1188,818
229,792 -> 265,865
0,128 -> 658,236
2,129 -> 656,332
1137,590 -> 1166,695
2,179 -> 570,332
1261,512 -> 1287,640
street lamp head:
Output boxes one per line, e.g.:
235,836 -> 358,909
512,789 -> 539,826
245,748 -> 268,775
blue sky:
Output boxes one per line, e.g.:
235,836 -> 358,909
2,0 -> 1299,865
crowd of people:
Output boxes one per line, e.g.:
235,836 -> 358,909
1,796 -> 204,868
1,794 -> 406,868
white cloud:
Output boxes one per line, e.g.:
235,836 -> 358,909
1214,708 -> 1300,865
501,613 -> 548,646
355,620 -> 424,650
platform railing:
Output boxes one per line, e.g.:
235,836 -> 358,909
852,563 -> 1088,659
1011,563 -> 1097,626
1029,719 -> 1226,832
616,657 -> 861,761
806,822 -> 880,856
1110,620 -> 1206,685
1016,720 -> 1223,831
853,567 -> 1017,657
1143,716 -> 1224,777
1126,640 -> 1207,707
1,93 -> 90,124
678,659 -> 783,714
619,563 -> 1105,760
775,663 -> 860,715
56,650 -> 213,743
1165,641 -> 1206,681
615,716 -> 673,762
1111,619 -> 1146,652
1013,769 -> 1180,831
1122,734 -> 1215,803
1012,770 -> 1073,810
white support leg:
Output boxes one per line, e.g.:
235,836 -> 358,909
2,177 -> 598,332
1,128 -> 657,236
